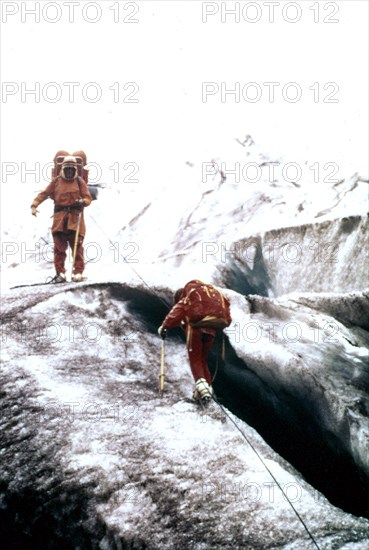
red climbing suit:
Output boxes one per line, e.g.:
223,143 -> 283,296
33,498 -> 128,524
161,281 -> 222,384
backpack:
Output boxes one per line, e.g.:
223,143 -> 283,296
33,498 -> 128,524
182,280 -> 232,330
52,150 -> 89,183
51,150 -> 98,200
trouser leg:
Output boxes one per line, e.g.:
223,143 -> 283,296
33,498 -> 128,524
187,330 -> 214,385
67,232 -> 85,274
201,334 -> 214,385
53,232 -> 68,274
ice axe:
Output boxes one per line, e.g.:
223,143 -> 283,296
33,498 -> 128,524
71,209 -> 82,279
159,329 -> 167,395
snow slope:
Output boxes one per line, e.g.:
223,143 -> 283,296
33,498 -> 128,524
1,138 -> 368,548
1,282 -> 369,549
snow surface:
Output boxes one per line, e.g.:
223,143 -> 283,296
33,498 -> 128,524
1,139 -> 368,293
1,133 -> 369,547
1,0 -> 369,545
2,282 -> 369,549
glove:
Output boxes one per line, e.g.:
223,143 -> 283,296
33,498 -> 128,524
75,199 -> 85,209
31,205 -> 39,217
158,326 -> 167,339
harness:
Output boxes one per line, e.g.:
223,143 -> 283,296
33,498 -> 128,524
54,204 -> 83,213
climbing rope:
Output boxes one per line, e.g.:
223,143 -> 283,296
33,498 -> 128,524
89,211 -> 321,548
209,392 -> 321,550
87,212 -> 170,308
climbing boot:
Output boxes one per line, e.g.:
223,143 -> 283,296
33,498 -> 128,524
52,272 -> 67,283
193,378 -> 212,403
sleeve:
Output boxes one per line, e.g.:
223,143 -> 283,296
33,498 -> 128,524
162,300 -> 186,329
78,177 -> 92,207
31,181 -> 55,208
